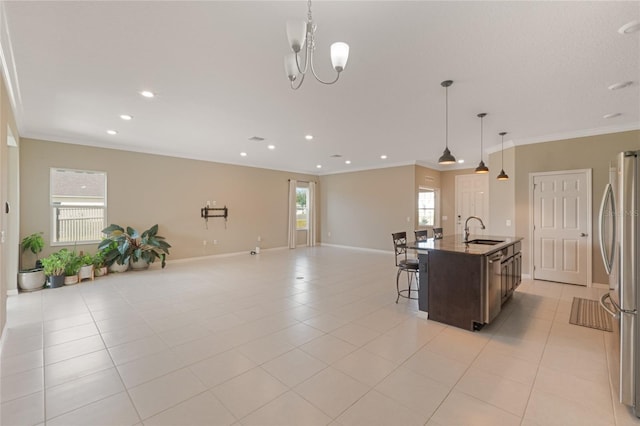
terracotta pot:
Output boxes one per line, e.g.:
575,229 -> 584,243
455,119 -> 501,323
64,275 -> 79,285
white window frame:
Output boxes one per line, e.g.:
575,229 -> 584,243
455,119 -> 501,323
50,167 -> 107,246
417,187 -> 440,228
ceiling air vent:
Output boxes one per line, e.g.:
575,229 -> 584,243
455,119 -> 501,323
330,154 -> 342,158
248,136 -> 265,142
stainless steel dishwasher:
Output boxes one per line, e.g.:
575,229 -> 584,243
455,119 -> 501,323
485,252 -> 504,323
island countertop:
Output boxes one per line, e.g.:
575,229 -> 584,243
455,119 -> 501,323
409,234 -> 524,256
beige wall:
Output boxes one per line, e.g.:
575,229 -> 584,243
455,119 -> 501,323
20,139 -> 317,260
488,146 -> 516,237
514,130 -> 640,284
320,165 -> 416,251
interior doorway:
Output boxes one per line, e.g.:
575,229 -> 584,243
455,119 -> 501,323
531,169 -> 592,286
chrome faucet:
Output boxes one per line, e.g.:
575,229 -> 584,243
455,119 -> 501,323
464,216 -> 486,242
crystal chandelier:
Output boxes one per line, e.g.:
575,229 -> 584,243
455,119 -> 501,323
284,0 -> 350,90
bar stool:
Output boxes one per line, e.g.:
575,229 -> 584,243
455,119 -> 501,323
391,232 -> 419,303
414,229 -> 428,241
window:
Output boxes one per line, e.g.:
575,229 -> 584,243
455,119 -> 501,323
296,187 -> 309,230
418,189 -> 436,226
50,168 -> 106,244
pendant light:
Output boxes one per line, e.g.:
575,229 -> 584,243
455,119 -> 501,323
497,131 -> 509,181
438,80 -> 456,165
474,113 -> 489,174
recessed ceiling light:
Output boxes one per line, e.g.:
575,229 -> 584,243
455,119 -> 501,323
316,164 -> 322,169
603,113 -> 622,119
380,155 -> 387,159
458,159 -> 465,164
619,20 -> 640,34
608,81 -> 633,90
267,144 -> 275,150
120,114 -> 133,120
305,135 -> 314,140
140,90 -> 155,98
345,160 -> 351,164
80,185 -> 87,189
106,130 -> 117,135
240,152 -> 247,156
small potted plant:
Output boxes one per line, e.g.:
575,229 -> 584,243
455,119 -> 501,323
58,249 -> 82,285
17,232 -> 46,291
98,228 -> 130,273
78,253 -> 94,282
92,250 -> 108,277
41,253 -> 65,288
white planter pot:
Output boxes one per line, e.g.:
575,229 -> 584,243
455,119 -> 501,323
130,258 -> 149,270
17,269 -> 46,292
79,265 -> 94,281
109,260 -> 129,273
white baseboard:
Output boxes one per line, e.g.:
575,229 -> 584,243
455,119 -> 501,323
169,246 -> 289,265
522,273 -> 532,280
0,322 -> 6,359
417,311 -> 429,321
6,289 -> 18,296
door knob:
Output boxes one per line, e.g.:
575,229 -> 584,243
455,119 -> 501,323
580,232 -> 588,237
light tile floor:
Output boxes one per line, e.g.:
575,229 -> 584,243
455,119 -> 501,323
1,246 -> 639,425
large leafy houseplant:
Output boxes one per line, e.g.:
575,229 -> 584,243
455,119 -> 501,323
99,224 -> 171,269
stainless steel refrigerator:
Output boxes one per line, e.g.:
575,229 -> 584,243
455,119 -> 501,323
599,150 -> 639,416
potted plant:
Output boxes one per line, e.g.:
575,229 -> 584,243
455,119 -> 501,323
78,253 -> 94,281
41,252 -> 65,288
58,249 -> 82,285
17,232 -> 46,291
92,249 -> 108,277
99,226 -> 131,272
99,224 -> 171,271
132,224 -> 172,270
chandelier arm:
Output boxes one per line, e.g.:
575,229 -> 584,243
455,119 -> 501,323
309,47 -> 341,85
290,72 -> 306,90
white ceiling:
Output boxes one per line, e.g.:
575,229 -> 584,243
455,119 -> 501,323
1,1 -> 639,175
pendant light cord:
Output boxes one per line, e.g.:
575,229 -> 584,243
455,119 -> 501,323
480,117 -> 484,159
445,86 -> 449,149
501,134 -> 504,167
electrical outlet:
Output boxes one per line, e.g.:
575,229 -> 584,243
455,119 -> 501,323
212,200 -> 217,206
203,240 -> 207,246
206,200 -> 210,208
506,219 -> 511,227
328,231 -> 331,237
213,239 -> 218,245
257,235 -> 261,242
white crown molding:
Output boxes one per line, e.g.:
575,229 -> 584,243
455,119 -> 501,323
485,123 -> 640,154
316,160 -> 417,176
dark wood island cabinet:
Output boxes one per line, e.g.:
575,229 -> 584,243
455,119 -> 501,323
411,235 -> 523,331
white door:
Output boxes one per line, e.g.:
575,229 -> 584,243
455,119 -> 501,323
455,174 -> 489,237
532,170 -> 591,285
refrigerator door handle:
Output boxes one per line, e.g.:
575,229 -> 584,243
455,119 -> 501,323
600,292 -> 620,319
598,183 -> 615,275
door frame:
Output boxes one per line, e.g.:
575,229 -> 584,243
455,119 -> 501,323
529,168 -> 592,286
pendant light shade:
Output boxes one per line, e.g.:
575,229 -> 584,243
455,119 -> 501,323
438,80 -> 456,165
497,131 -> 509,181
474,113 -> 489,174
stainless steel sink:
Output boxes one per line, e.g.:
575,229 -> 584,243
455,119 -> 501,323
465,239 -> 505,245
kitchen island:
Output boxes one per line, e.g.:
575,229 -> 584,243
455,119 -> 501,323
411,235 -> 523,331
